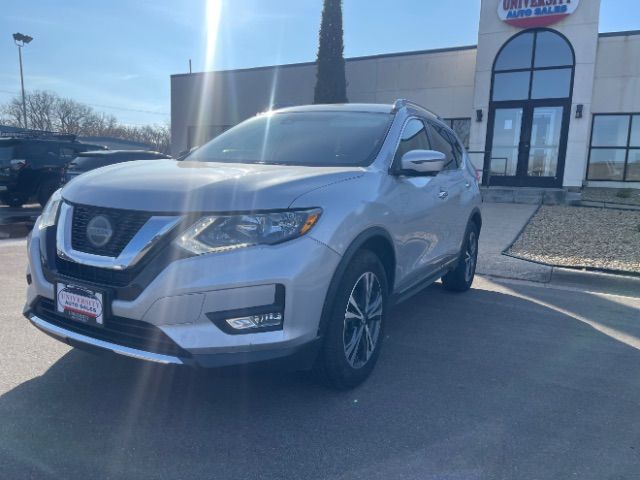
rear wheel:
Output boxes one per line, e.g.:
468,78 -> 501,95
314,250 -> 388,390
37,178 -> 60,207
442,222 -> 479,292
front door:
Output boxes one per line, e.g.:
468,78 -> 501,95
485,101 -> 570,188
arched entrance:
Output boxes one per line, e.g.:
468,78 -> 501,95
484,29 -> 575,187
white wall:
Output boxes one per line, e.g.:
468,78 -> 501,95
170,48 -> 477,155
592,34 -> 640,112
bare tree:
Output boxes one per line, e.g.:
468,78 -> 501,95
1,90 -> 171,153
54,97 -> 93,134
27,91 -> 58,131
2,97 -> 26,127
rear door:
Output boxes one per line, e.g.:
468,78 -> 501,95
426,122 -> 469,255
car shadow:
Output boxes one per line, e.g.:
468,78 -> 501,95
1,283 -> 640,479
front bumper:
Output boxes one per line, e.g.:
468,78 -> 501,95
27,312 -> 322,368
25,227 -> 341,368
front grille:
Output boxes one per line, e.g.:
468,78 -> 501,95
34,297 -> 190,358
71,204 -> 151,257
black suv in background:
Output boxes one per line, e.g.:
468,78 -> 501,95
62,150 -> 171,184
0,132 -> 105,207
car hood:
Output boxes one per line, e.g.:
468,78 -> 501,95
62,160 -> 364,212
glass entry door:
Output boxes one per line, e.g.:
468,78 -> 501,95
486,102 -> 569,187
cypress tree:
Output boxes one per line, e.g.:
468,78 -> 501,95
313,0 -> 348,104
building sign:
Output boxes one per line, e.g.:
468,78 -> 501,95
498,0 -> 580,28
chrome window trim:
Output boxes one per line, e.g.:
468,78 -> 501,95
56,202 -> 181,270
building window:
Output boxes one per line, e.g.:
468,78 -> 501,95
443,118 -> 471,149
491,30 -> 574,102
588,114 -> 640,182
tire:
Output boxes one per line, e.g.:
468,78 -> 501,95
314,250 -> 388,390
1,193 -> 27,208
37,178 -> 60,208
442,222 -> 479,292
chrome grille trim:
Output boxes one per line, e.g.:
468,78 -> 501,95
56,202 -> 181,270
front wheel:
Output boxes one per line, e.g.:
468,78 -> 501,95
314,250 -> 388,390
441,223 -> 479,292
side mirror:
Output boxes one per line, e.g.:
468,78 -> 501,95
400,150 -> 446,175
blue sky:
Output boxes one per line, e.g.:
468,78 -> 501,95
0,0 -> 637,126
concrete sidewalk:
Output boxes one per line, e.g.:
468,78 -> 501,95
477,203 -> 640,297
477,203 -> 551,282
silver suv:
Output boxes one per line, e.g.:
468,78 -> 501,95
25,100 -> 482,389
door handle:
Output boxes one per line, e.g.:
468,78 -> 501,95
438,191 -> 449,200
465,182 -> 471,189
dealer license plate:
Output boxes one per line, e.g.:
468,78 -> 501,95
56,283 -> 105,326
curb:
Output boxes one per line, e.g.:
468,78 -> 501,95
504,250 -> 640,279
548,267 -> 640,296
578,200 -> 640,211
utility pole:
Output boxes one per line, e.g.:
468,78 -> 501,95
12,33 -> 33,129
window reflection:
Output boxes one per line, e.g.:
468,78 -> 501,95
528,107 -> 562,177
627,150 -> 640,181
592,116 -> 630,147
490,108 -> 523,176
444,118 -> 471,148
493,72 -> 530,101
534,31 -> 573,68
628,116 -> 640,147
588,149 -> 626,181
495,32 -> 534,71
589,114 -> 640,182
531,69 -> 572,99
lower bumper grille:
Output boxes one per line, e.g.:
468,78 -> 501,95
33,297 -> 190,358
55,258 -> 136,287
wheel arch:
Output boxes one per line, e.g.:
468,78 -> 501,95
469,207 -> 482,236
316,227 -> 396,337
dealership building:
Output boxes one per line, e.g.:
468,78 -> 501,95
171,0 -> 640,189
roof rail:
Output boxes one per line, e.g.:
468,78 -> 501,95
391,98 -> 441,119
0,128 -> 77,142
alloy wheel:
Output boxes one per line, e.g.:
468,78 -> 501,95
343,272 -> 383,369
464,230 -> 478,282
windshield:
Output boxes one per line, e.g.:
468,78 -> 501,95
188,111 -> 392,167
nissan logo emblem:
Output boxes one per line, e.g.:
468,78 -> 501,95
86,215 -> 113,248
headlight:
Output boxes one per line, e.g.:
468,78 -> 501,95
39,189 -> 63,230
176,208 -> 322,255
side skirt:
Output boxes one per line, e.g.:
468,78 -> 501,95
389,255 -> 458,306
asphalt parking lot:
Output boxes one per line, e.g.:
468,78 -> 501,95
0,204 -> 41,239
1,239 -> 640,479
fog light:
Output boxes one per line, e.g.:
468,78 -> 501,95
226,312 -> 283,330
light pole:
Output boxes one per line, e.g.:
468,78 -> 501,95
12,32 -> 33,129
